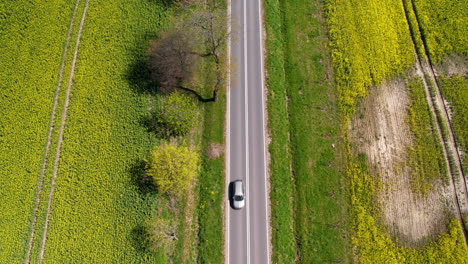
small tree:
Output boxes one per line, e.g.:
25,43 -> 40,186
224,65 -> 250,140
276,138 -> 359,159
145,144 -> 199,196
156,93 -> 197,136
145,217 -> 176,253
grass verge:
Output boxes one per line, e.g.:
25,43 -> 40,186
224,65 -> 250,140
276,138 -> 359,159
265,0 -> 350,262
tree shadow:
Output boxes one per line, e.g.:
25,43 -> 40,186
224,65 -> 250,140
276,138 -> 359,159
129,159 -> 158,195
130,224 -> 149,253
138,112 -> 175,141
147,0 -> 173,8
126,57 -> 159,95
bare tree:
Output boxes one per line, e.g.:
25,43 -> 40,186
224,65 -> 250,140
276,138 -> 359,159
148,30 -> 196,94
185,6 -> 228,63
148,1 -> 229,101
182,5 -> 229,101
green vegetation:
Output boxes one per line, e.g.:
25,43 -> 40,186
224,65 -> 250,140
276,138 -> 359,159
0,0 -> 77,262
145,217 -> 176,253
265,0 -> 350,262
406,78 -> 447,194
264,0 -> 296,262
1,0 -> 225,263
401,0 -> 426,57
197,89 -> 225,264
156,92 -> 198,137
325,0 -> 414,118
39,1 -> 172,262
146,144 -> 200,196
438,75 -> 468,171
411,0 -> 468,62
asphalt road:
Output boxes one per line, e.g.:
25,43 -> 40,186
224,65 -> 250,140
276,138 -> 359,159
227,0 -> 269,263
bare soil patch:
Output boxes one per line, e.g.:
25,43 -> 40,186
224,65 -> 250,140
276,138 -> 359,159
349,77 -> 454,245
207,142 -> 224,160
434,55 -> 468,77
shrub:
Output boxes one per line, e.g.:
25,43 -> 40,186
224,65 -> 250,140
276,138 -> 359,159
145,217 -> 176,254
145,143 -> 199,196
155,93 -> 197,136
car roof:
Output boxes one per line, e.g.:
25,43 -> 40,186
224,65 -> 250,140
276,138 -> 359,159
234,180 -> 243,187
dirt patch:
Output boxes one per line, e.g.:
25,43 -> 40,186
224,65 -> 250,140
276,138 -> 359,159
434,54 -> 468,77
180,179 -> 196,263
207,142 -> 224,160
349,77 -> 454,245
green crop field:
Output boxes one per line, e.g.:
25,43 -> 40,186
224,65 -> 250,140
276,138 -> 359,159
39,0 -> 171,262
324,0 -> 468,263
1,0 -> 227,263
325,0 -> 414,119
411,0 -> 468,63
0,0 -> 77,262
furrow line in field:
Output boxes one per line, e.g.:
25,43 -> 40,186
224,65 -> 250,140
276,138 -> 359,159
37,0 -> 91,262
23,0 -> 81,263
401,0 -> 468,245
408,0 -> 466,188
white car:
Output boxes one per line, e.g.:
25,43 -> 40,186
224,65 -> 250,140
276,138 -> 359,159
232,180 -> 245,209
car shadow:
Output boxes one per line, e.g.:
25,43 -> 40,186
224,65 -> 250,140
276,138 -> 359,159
228,181 -> 235,209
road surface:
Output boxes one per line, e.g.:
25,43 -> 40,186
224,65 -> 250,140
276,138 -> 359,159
227,0 -> 270,263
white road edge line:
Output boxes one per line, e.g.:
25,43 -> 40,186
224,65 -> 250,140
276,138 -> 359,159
243,0 -> 250,262
257,0 -> 270,262
225,0 -> 231,263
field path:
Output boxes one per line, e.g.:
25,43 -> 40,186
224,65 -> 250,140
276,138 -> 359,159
23,0 -> 81,263
36,0 -> 91,262
401,0 -> 468,245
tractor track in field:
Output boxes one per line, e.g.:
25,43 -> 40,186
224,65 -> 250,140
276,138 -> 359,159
401,0 -> 468,245
24,0 -> 81,263
37,0 -> 90,262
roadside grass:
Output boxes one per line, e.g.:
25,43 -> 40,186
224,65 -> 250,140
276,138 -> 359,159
411,0 -> 467,63
196,92 -> 225,263
438,75 -> 468,171
0,1 -> 77,262
406,78 -> 447,194
264,0 -> 296,262
190,13 -> 226,263
265,0 -> 350,262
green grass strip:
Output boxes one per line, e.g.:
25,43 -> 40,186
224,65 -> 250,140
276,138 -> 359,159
266,0 -> 350,262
